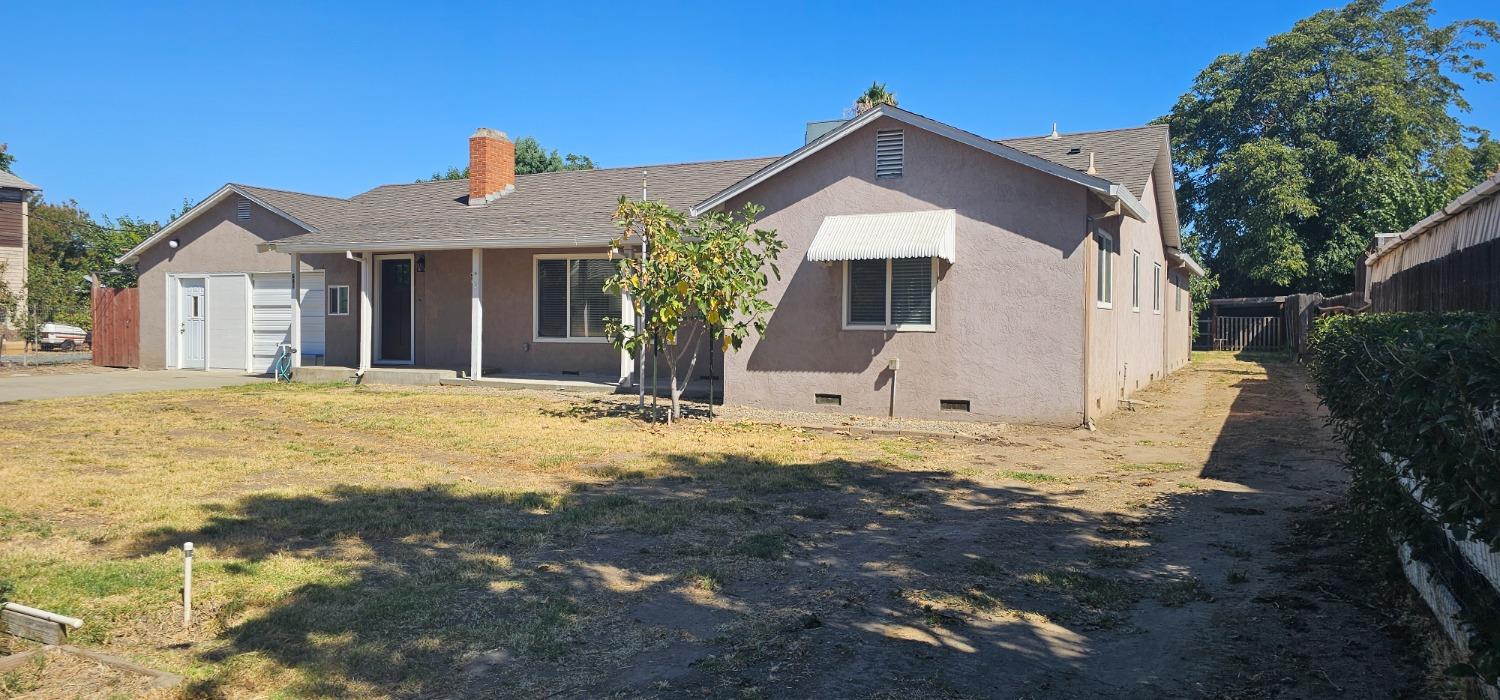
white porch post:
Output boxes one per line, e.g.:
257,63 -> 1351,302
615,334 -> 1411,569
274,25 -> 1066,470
470,248 -> 483,380
289,253 -> 302,368
619,292 -> 635,386
358,253 -> 373,372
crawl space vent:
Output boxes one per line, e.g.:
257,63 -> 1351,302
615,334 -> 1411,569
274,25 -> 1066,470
815,393 -> 842,406
940,399 -> 971,412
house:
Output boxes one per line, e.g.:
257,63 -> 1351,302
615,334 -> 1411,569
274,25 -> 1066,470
0,169 -> 39,328
117,105 -> 1203,424
1365,169 -> 1500,312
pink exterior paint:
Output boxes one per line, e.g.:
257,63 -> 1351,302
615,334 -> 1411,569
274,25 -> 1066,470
719,116 -> 1091,424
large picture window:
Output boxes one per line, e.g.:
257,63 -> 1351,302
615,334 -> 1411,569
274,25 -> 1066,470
535,257 -> 621,341
845,257 -> 935,331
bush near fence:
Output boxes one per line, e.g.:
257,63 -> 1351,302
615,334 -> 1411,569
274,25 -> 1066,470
1308,313 -> 1500,686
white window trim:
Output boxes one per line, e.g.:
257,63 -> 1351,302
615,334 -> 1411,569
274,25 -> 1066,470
841,257 -> 937,332
328,285 -> 350,316
1094,229 -> 1114,309
1153,263 -> 1163,314
532,252 -> 621,344
1131,250 -> 1141,312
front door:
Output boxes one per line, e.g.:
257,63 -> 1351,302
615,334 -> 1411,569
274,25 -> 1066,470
179,278 -> 206,369
377,256 -> 413,363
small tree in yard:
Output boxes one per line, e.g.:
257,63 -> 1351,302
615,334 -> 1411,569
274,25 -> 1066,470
604,199 -> 785,422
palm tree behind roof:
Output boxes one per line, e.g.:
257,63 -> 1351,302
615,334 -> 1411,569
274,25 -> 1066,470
853,82 -> 898,114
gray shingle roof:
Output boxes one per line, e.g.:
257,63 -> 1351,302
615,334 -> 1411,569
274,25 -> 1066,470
275,158 -> 778,250
234,184 -> 351,232
999,124 -> 1168,199
0,170 -> 40,191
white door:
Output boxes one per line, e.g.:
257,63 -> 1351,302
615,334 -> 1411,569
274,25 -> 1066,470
251,272 -> 325,373
179,278 -> 206,369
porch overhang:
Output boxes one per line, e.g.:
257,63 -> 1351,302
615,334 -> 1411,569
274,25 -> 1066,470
267,237 -> 619,254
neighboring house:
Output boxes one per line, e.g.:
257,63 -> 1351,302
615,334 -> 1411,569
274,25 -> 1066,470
0,170 -> 39,329
117,106 -> 1203,424
1365,169 -> 1500,312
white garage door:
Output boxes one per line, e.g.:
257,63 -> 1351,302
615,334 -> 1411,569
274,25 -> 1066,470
251,272 -> 325,373
206,276 -> 249,370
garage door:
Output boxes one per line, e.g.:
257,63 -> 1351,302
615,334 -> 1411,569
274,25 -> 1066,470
251,272 -> 325,373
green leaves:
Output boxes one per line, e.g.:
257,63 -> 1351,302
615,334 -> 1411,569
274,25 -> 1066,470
1164,0 -> 1500,296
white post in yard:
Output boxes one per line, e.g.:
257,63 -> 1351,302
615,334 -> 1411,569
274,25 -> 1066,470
182,542 -> 193,626
619,291 -> 635,386
470,248 -> 483,380
289,253 -> 302,368
359,253 -> 373,373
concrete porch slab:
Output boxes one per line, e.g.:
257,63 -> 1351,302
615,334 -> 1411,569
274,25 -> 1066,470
291,366 -> 458,386
440,374 -> 620,393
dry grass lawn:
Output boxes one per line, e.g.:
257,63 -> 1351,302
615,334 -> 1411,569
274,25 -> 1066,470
0,355 -> 1440,698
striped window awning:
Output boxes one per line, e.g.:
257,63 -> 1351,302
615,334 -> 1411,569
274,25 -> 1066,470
806,209 -> 956,263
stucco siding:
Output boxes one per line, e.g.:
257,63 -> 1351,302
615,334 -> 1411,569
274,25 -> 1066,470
136,194 -> 348,369
721,115 -> 1089,424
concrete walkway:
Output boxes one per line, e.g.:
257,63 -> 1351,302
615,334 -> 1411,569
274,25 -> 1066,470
0,369 -> 267,402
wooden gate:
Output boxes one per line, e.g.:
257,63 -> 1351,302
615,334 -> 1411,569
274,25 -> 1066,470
91,284 -> 139,368
1212,316 -> 1283,351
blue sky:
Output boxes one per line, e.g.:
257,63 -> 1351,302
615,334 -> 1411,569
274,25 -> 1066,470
4,1 -> 1497,223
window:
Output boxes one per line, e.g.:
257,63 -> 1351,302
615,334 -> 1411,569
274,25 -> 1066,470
845,257 -> 935,330
1094,228 -> 1113,308
1152,263 -> 1162,313
535,257 -> 621,341
876,129 -> 904,179
1131,250 -> 1141,311
1175,274 -> 1183,312
328,285 -> 350,315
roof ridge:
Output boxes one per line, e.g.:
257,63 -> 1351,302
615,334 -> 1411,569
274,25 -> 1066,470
360,156 -> 782,191
233,183 -> 350,202
996,123 -> 1168,142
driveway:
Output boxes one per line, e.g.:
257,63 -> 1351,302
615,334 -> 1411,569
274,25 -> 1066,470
0,367 -> 267,402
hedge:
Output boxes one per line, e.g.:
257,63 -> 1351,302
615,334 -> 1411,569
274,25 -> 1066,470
1308,312 -> 1500,682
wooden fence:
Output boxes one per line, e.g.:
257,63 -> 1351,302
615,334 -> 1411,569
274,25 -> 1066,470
1211,316 -> 1283,351
91,285 -> 139,368
1371,236 -> 1500,312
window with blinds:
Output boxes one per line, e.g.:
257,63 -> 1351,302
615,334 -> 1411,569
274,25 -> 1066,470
876,129 -> 904,179
1094,228 -> 1114,308
846,257 -> 935,330
536,257 -> 620,340
1152,263 -> 1162,313
1131,250 -> 1141,311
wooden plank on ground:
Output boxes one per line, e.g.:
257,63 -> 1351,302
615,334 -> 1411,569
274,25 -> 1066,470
1,609 -> 66,644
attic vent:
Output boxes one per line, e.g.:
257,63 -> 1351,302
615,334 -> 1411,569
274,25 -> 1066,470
875,129 -> 904,179
236,201 -> 251,221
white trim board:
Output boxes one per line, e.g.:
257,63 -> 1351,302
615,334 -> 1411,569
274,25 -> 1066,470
690,104 -> 1149,222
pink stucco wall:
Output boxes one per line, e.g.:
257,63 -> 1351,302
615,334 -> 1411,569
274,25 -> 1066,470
720,116 -> 1091,424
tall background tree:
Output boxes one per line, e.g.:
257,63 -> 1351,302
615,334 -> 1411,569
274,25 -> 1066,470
1163,0 -> 1499,297
423,136 -> 594,181
851,82 -> 898,115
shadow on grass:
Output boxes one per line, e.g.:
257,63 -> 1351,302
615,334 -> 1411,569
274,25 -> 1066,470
131,453 -> 1148,697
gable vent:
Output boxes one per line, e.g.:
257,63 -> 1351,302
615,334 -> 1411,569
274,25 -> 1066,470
236,200 -> 251,221
876,129 -> 904,179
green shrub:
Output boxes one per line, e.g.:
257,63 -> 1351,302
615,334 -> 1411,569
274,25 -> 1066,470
1308,312 -> 1500,682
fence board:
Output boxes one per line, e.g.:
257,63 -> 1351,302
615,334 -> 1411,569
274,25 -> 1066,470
1371,236 -> 1500,312
91,285 -> 139,368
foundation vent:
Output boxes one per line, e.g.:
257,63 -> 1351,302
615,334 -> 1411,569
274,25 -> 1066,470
815,393 -> 842,406
940,399 -> 971,412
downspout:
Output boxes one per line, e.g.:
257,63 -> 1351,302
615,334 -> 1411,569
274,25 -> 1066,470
1080,216 -> 1095,431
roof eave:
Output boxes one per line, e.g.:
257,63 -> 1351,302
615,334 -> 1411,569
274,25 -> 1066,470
115,184 -> 322,265
269,237 -> 618,254
690,104 -> 1139,219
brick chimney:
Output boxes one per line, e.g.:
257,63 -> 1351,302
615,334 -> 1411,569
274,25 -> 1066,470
468,128 -> 515,205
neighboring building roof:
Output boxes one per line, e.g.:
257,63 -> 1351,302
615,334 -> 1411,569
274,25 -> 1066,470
806,209 -> 957,263
691,104 -> 1151,222
274,158 -> 777,252
0,170 -> 40,191
1366,169 -> 1500,265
